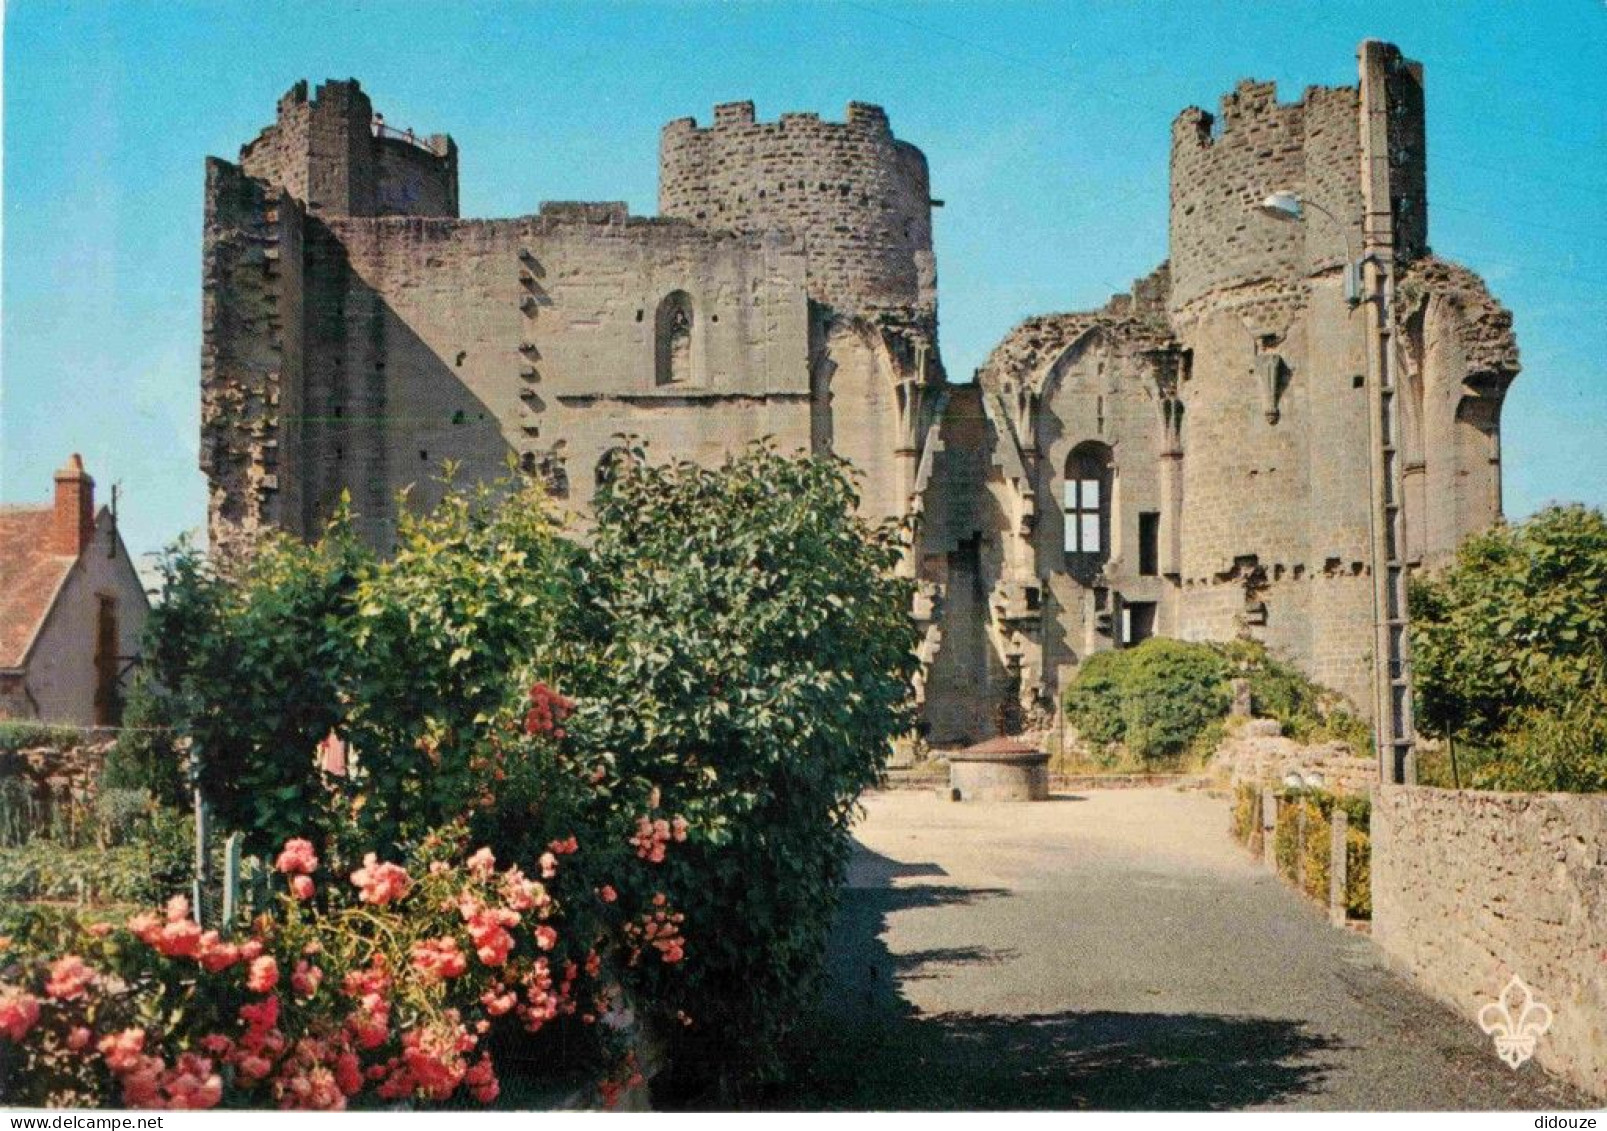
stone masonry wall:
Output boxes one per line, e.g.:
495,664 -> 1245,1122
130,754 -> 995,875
1209,718 -> 1375,797
201,159 -> 306,558
293,207 -> 810,547
1374,786 -> 1607,1099
242,79 -> 457,220
659,102 -> 935,321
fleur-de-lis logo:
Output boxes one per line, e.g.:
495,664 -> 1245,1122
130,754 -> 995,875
1478,974 -> 1554,1069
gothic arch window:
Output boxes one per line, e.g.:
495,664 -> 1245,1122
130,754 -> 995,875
1064,441 -> 1114,577
654,291 -> 695,387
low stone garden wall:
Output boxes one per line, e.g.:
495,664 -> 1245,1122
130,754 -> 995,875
1372,786 -> 1607,1099
1210,718 -> 1375,796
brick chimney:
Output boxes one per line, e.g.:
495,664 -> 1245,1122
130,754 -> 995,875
51,454 -> 95,557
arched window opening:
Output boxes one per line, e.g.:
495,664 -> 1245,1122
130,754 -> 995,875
1064,441 -> 1114,577
655,291 -> 695,386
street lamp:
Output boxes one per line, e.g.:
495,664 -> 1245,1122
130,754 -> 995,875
1254,188 -> 1417,785
1256,192 -> 1364,307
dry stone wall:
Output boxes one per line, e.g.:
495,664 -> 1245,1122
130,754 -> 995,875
1373,787 -> 1607,1099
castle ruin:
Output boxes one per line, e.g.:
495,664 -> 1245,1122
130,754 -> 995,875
201,40 -> 1518,746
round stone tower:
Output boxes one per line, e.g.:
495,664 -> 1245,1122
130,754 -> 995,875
658,101 -> 936,321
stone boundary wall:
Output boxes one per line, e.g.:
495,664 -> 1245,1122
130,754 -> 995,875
1373,786 -> 1607,1099
1209,718 -> 1375,797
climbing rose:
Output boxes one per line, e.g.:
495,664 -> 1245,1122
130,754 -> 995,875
411,937 -> 467,981
291,874 -> 316,901
45,955 -> 95,1001
466,847 -> 496,878
247,955 -> 280,993
275,838 -> 319,876
0,987 -> 41,1041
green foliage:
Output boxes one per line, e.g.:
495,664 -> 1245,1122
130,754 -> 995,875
1063,639 -> 1230,762
1215,639 -> 1369,755
100,677 -> 186,807
1412,505 -> 1607,743
0,804 -> 192,905
0,722 -> 84,754
136,446 -> 918,1090
142,485 -> 577,856
1471,681 -> 1607,793
571,445 -> 919,1087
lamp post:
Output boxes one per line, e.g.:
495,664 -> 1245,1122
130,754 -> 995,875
1256,190 -> 1417,785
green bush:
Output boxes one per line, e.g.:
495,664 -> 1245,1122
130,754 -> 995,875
99,678 -> 185,807
0,722 -> 84,754
1411,505 -> 1607,792
1471,680 -> 1607,793
572,445 -> 918,1090
1217,639 -> 1370,755
0,804 -> 191,905
137,446 -> 918,1092
1064,639 -> 1230,762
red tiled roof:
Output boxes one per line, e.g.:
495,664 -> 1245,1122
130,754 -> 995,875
0,506 -> 76,669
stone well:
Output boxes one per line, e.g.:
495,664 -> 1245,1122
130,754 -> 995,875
947,736 -> 1050,802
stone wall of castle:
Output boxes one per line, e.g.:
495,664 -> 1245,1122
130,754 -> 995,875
202,44 -> 1517,748
659,102 -> 936,322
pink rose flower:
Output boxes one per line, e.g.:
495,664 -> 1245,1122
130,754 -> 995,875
275,838 -> 319,876
247,955 -> 280,994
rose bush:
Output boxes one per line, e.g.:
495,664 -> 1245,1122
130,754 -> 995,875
0,819 -> 684,1109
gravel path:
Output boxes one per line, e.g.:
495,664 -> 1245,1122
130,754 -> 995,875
773,787 -> 1595,1110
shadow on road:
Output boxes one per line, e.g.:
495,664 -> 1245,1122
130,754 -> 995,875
759,846 -> 1344,1110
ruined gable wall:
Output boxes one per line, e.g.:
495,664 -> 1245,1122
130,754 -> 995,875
1167,77 -> 1384,712
296,206 -> 810,546
201,159 -> 308,559
659,102 -> 936,322
241,80 -> 457,220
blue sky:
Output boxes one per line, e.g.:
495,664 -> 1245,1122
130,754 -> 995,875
3,0 -> 1604,563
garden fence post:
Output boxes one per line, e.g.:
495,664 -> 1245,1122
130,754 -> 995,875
222,832 -> 244,935
1295,804 -> 1307,888
1329,808 -> 1349,926
1261,787 -> 1277,870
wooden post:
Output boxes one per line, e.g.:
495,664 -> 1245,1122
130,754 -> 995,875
1329,808 -> 1350,926
1295,804 -> 1308,888
1261,787 -> 1277,870
222,833 -> 244,936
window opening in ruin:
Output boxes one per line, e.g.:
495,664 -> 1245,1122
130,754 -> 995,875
1121,602 -> 1157,647
1063,442 -> 1114,578
655,291 -> 695,386
1139,512 -> 1160,576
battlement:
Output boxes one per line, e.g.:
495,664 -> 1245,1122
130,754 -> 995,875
1168,44 -> 1426,315
239,78 -> 459,220
662,100 -> 894,139
659,99 -> 933,318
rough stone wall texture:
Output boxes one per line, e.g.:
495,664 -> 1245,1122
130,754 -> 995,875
659,102 -> 936,322
1209,718 -> 1375,797
301,209 -> 811,547
242,79 -> 457,220
201,158 -> 304,559
1373,786 -> 1607,1100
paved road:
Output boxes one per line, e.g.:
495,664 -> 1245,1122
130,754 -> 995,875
775,787 -> 1594,1110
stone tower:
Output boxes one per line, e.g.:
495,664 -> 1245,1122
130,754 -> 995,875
921,40 -> 1518,743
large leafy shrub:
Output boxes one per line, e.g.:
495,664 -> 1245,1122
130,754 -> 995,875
1411,504 -> 1607,791
124,446 -> 917,1094
1064,639 -> 1230,762
569,445 -> 919,1089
